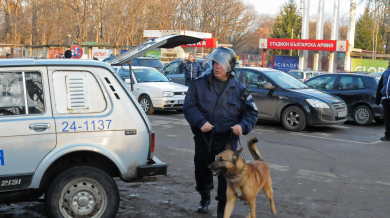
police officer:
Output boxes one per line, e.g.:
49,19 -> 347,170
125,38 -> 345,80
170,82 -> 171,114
376,59 -> 390,141
183,47 -> 258,217
179,53 -> 204,86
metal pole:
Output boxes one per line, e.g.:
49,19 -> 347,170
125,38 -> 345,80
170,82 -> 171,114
329,0 -> 340,73
290,28 -> 293,56
127,61 -> 134,92
314,0 -> 325,71
344,0 -> 357,71
262,49 -> 266,67
299,0 -> 310,70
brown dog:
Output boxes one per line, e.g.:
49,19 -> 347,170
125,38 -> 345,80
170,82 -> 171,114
208,137 -> 276,218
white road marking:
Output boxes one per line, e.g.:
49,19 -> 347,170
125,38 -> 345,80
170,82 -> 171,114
376,181 -> 390,186
255,129 -> 277,133
295,169 -> 338,183
331,125 -> 350,129
168,147 -> 194,153
290,132 -> 382,145
268,163 -> 291,172
167,135 -> 178,137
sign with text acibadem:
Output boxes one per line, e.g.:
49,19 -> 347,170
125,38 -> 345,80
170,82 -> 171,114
351,59 -> 388,73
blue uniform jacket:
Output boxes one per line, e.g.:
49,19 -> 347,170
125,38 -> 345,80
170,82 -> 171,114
184,70 -> 258,135
376,67 -> 390,104
179,60 -> 204,80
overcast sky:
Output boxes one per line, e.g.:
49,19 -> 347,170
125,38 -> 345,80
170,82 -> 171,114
245,0 -> 367,21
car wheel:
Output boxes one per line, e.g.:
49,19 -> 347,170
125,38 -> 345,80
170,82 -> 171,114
139,95 -> 155,115
353,105 -> 373,126
45,166 -> 119,218
281,106 -> 307,132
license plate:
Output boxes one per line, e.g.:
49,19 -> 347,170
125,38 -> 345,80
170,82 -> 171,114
337,110 -> 347,118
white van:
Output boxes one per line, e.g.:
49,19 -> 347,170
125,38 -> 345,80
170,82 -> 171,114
287,70 -> 322,82
0,35 -> 203,217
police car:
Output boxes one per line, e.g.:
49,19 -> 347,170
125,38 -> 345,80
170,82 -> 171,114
0,35 -> 202,217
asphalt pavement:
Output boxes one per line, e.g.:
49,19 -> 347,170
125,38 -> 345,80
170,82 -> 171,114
1,110 -> 389,217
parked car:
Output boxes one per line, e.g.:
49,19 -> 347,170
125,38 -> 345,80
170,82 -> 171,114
105,56 -> 164,73
305,73 -> 383,126
287,70 -> 322,82
234,67 -> 347,131
112,66 -> 188,114
0,59 -> 167,217
163,58 -> 211,85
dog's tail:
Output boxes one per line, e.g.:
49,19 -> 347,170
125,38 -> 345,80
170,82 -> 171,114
247,137 -> 263,161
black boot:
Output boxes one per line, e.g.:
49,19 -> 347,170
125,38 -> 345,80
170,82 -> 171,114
217,200 -> 226,218
197,192 -> 211,213
381,136 -> 390,141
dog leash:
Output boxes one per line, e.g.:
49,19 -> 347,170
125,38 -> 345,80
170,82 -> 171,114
202,130 -> 244,159
202,130 -> 214,153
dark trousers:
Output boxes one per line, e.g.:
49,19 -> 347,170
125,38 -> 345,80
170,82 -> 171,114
383,99 -> 390,137
193,132 -> 238,201
185,78 -> 193,86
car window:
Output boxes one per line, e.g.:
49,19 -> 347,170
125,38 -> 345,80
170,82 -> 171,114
241,71 -> 272,89
133,68 -> 169,83
305,75 -> 337,90
337,76 -> 365,90
0,72 -> 45,116
164,62 -> 181,75
265,71 -> 307,89
52,71 -> 107,114
288,72 -> 304,79
306,73 -> 313,79
313,73 -> 320,77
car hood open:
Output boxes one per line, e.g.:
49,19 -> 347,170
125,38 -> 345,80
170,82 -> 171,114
107,34 -> 203,65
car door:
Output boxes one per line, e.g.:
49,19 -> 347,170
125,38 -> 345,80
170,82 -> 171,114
239,69 -> 279,120
0,67 -> 56,191
163,61 -> 185,85
332,75 -> 367,113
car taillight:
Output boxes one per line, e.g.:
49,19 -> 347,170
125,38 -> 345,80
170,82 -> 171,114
151,132 -> 155,153
148,132 -> 155,160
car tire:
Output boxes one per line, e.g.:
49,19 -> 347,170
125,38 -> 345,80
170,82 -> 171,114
281,106 -> 307,132
353,105 -> 373,126
139,95 -> 155,115
45,166 -> 119,218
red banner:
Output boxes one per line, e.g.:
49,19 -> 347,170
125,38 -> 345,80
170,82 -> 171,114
259,39 -> 348,52
181,38 -> 217,48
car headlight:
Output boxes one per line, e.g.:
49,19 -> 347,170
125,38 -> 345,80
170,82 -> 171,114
163,91 -> 174,97
306,99 -> 329,108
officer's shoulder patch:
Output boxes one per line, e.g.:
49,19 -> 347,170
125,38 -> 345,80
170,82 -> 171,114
252,102 -> 258,111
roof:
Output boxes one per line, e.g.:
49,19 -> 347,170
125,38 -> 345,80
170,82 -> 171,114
0,59 -> 113,70
236,67 -> 281,72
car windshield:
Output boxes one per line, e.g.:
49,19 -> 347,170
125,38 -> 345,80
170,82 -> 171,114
288,71 -> 304,79
264,71 -> 308,89
133,68 -> 169,83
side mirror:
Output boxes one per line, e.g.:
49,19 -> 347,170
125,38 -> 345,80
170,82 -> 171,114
263,82 -> 275,90
125,79 -> 131,84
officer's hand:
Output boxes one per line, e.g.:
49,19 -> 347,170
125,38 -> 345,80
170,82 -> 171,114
201,122 -> 214,132
231,125 -> 242,136
183,59 -> 186,63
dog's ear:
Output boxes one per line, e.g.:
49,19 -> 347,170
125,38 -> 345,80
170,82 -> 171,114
232,148 -> 243,160
225,143 -> 231,151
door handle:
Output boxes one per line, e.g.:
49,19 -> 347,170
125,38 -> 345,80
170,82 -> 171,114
29,123 -> 51,131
